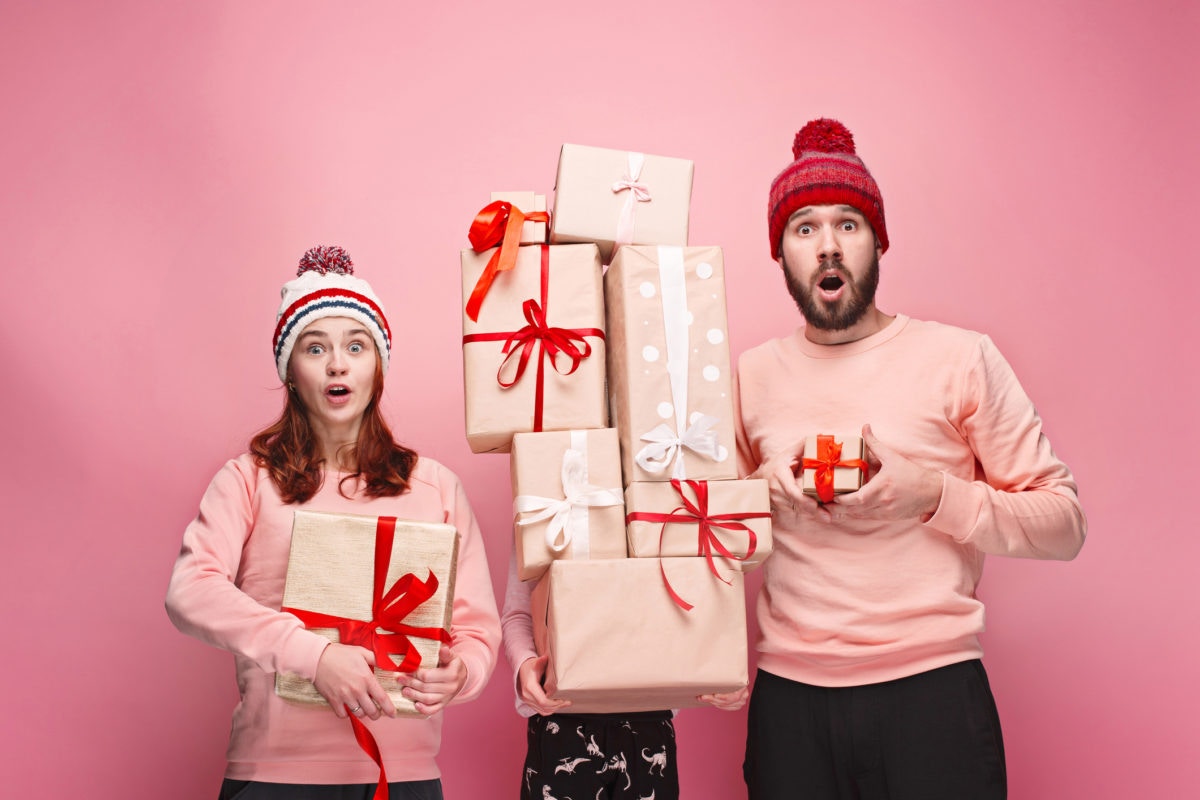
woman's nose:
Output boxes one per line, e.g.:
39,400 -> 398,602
326,351 -> 348,375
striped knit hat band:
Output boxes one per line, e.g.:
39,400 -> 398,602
767,119 -> 888,259
272,246 -> 391,382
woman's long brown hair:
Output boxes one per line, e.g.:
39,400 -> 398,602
249,359 -> 417,504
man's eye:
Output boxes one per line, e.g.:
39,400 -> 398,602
841,221 -> 857,231
798,225 -> 814,236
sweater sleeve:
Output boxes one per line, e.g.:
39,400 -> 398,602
732,364 -> 759,478
441,466 -> 502,703
164,459 -> 330,679
924,336 -> 1087,560
500,549 -> 539,717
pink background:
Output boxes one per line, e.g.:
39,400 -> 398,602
2,1 -> 1196,796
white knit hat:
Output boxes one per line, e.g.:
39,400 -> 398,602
271,246 -> 391,382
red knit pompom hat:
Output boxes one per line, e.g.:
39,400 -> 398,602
271,245 -> 392,382
767,118 -> 888,259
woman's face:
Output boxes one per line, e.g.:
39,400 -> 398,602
288,316 -> 378,443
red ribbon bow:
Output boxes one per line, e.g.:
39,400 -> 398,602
282,516 -> 452,800
800,435 -> 870,504
626,479 -> 769,611
464,200 -> 550,321
462,245 -> 604,432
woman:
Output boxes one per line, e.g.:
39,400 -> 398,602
166,246 -> 501,800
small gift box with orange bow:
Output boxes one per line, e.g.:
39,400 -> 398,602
549,143 -> 694,264
276,510 -> 459,717
797,434 -> 871,503
490,191 -> 548,244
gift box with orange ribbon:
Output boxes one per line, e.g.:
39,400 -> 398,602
510,428 -> 627,581
531,558 -> 748,714
276,510 -> 459,717
490,191 -> 548,244
605,244 -> 738,485
549,143 -> 693,264
798,434 -> 871,503
461,236 -> 607,453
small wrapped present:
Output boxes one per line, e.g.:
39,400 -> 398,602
625,478 -> 772,577
605,245 -> 737,484
549,143 -> 693,263
490,191 -> 548,245
276,510 -> 459,717
798,434 -> 871,503
461,243 -> 608,453
532,558 -> 748,714
511,429 -> 627,581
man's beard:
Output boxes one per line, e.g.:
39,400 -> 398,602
783,252 -> 880,331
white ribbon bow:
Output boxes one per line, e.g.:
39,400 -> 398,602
634,415 -> 723,479
611,151 -> 651,247
513,446 -> 623,555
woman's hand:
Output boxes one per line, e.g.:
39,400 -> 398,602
396,646 -> 469,717
516,655 -> 572,716
698,687 -> 749,711
313,642 -> 396,720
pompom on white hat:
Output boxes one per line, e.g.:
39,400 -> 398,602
272,246 -> 392,382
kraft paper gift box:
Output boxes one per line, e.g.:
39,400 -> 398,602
799,434 -> 871,503
531,558 -> 748,714
605,244 -> 738,484
490,191 -> 548,244
276,510 -> 459,717
511,428 -> 628,581
461,243 -> 608,453
549,143 -> 693,264
625,478 -> 773,571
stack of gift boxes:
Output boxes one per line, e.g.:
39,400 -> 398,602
461,145 -> 773,713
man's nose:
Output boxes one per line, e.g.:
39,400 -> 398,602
817,226 -> 842,260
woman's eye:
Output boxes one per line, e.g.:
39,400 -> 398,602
349,343 -> 364,354
306,345 -> 325,355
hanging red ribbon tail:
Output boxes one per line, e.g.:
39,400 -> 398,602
348,713 -> 389,800
801,435 -> 870,503
465,201 -> 550,321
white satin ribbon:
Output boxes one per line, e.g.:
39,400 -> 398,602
632,246 -> 725,479
611,151 -> 651,247
514,430 -> 623,557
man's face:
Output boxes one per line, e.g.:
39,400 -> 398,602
777,204 -> 881,331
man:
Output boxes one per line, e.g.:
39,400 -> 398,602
734,118 -> 1086,799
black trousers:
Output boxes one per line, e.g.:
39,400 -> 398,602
521,710 -> 679,800
744,661 -> 1007,800
219,778 -> 442,800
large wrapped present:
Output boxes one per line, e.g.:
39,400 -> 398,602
511,428 -> 627,581
625,478 -> 773,576
462,243 -> 607,453
490,191 -> 548,245
532,559 -> 748,712
605,245 -> 737,484
549,143 -> 693,263
277,510 -> 459,717
532,558 -> 748,713
799,434 -> 871,503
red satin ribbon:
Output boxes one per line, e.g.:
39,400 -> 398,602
626,479 -> 769,611
464,201 -> 551,321
800,435 -> 869,504
282,516 -> 452,800
462,245 -> 604,431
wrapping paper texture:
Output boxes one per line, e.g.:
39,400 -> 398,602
625,478 -> 772,570
532,558 -> 748,713
549,143 -> 693,263
275,510 -> 459,716
605,245 -> 738,484
511,428 -> 628,581
490,191 -> 547,244
800,434 -> 870,499
461,244 -> 607,453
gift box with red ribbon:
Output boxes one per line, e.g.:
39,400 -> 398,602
461,241 -> 607,453
276,510 -> 459,717
549,143 -> 693,264
511,428 -> 628,581
490,191 -> 548,245
798,434 -> 871,502
605,245 -> 738,485
532,558 -> 748,714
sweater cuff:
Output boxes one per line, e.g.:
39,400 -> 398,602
279,628 -> 332,680
922,472 -> 981,544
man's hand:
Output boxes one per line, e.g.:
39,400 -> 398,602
750,440 -> 833,527
698,687 -> 749,711
397,646 -> 468,717
313,642 -> 396,720
830,424 -> 943,523
516,655 -> 572,716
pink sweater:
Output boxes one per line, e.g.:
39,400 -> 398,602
165,453 -> 501,784
735,315 -> 1085,687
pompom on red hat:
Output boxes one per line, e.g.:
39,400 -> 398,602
767,118 -> 888,259
271,245 -> 392,382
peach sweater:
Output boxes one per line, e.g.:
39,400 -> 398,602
165,454 -> 501,784
734,315 -> 1084,687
